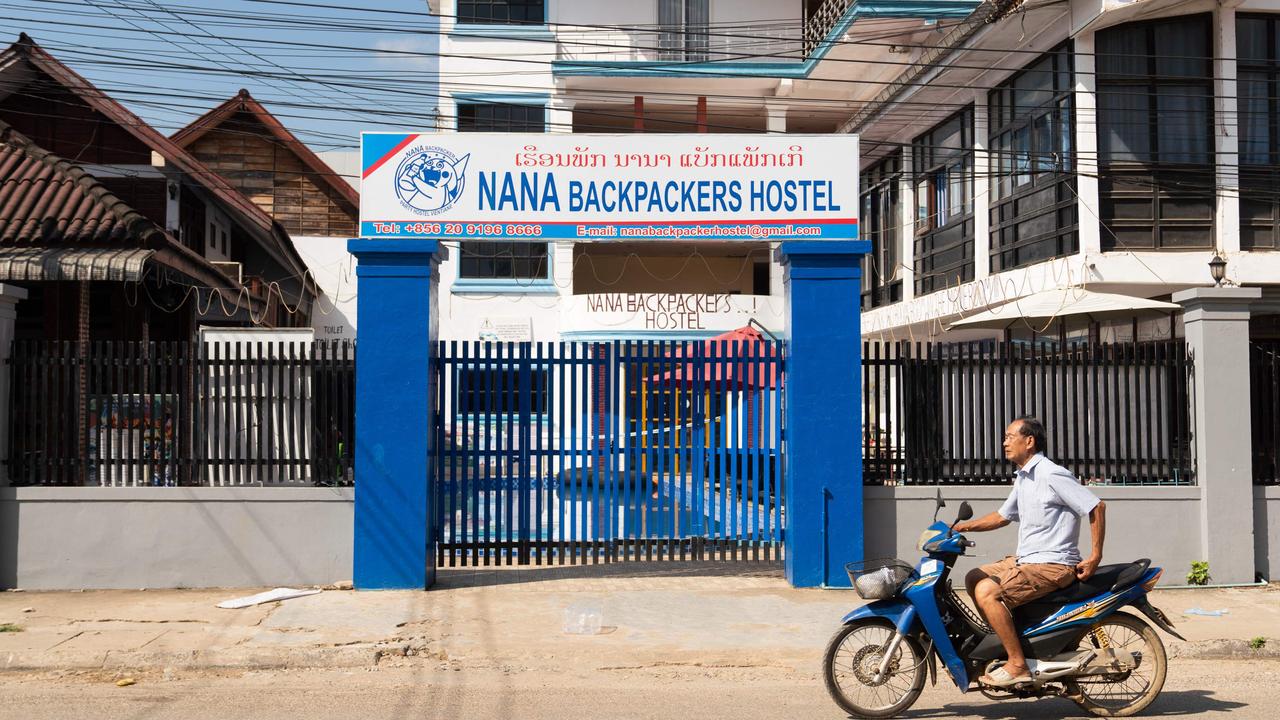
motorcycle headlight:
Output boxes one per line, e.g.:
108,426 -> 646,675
917,529 -> 937,552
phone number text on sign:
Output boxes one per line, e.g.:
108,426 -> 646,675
368,222 -> 544,237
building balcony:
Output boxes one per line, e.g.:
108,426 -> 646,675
556,23 -> 803,66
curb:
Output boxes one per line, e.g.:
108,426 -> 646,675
2,643 -> 410,672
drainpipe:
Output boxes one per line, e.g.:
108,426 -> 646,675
837,0 -> 1025,135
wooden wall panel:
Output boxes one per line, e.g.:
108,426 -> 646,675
185,111 -> 356,237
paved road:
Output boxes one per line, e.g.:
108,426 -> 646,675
2,658 -> 1274,719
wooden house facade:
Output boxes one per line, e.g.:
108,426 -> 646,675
172,90 -> 358,239
0,34 -> 318,344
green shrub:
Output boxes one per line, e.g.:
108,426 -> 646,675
1186,561 -> 1211,586
1250,637 -> 1267,651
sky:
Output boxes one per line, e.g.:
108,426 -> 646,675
2,0 -> 441,154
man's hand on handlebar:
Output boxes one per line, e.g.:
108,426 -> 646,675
954,511 -> 1011,535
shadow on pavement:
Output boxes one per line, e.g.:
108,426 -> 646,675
890,690 -> 1248,719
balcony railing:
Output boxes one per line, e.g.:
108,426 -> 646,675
557,23 -> 802,64
804,0 -> 856,56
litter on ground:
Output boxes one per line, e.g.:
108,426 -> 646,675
1183,607 -> 1230,617
216,588 -> 322,609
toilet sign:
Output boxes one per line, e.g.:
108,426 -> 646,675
359,133 -> 859,242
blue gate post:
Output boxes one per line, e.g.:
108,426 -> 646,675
777,241 -> 869,588
348,238 -> 443,589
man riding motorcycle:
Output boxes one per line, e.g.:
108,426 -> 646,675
955,415 -> 1107,688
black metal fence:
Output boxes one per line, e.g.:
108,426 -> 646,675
6,340 -> 355,487
862,340 -> 1196,486
1252,341 -> 1280,485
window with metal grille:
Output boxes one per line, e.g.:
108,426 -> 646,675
456,367 -> 550,416
456,103 -> 546,133
913,109 -> 975,296
456,102 -> 548,281
1238,14 -> 1280,250
459,241 -> 549,280
860,152 -> 902,310
987,44 -> 1078,272
658,0 -> 709,61
1096,14 -> 1214,250
457,0 -> 544,25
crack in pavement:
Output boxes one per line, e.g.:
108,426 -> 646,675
137,630 -> 169,650
43,631 -> 84,652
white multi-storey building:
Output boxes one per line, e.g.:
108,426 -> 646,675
426,0 -> 1280,345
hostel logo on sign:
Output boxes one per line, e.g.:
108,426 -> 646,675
394,146 -> 470,215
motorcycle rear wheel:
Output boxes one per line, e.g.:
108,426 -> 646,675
823,619 -> 927,719
1070,612 -> 1167,717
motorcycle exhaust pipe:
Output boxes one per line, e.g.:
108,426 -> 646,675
1029,648 -> 1141,683
1028,651 -> 1097,682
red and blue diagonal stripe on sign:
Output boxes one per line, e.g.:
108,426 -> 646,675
362,133 -> 419,179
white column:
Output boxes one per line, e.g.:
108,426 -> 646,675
769,103 -> 789,312
1073,33 -> 1103,256
548,98 -> 575,135
899,149 -> 916,301
1174,286 -> 1262,583
0,283 -> 27,486
1215,8 -> 1241,253
972,91 -> 991,281
548,99 -> 577,298
766,102 -> 788,133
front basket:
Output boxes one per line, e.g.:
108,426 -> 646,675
844,559 -> 916,600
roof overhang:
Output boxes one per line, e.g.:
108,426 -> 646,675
0,246 -> 153,282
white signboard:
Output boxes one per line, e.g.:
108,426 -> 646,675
568,293 -> 775,332
359,133 -> 859,242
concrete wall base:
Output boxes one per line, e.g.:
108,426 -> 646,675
0,488 -> 353,590
865,486 -> 1207,586
2,485 -> 1273,589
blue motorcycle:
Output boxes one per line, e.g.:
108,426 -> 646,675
823,494 -> 1184,718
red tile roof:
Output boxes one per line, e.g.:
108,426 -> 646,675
0,121 -> 239,289
1,34 -> 316,294
0,123 -> 165,245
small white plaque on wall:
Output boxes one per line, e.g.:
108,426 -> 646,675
479,317 -> 533,342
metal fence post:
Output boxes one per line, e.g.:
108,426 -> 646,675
777,241 -> 869,588
1173,286 -> 1262,583
0,284 -> 27,487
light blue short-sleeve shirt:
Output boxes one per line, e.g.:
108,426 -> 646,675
997,453 -> 1100,566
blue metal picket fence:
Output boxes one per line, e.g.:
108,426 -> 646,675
431,339 -> 785,565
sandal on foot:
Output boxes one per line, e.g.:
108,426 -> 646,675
979,666 -> 1032,688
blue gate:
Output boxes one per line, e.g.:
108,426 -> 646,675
431,339 -> 785,565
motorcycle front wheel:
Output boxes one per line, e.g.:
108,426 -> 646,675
1070,612 -> 1167,717
823,619 -> 927,718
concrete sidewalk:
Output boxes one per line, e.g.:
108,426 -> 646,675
2,565 -> 1278,674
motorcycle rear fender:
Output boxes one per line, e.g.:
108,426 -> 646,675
841,598 -> 919,636
1132,597 -> 1187,641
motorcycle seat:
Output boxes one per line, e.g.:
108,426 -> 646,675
1013,560 -> 1152,630
1033,558 -> 1151,605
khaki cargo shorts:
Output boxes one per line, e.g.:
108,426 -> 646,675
978,555 -> 1076,608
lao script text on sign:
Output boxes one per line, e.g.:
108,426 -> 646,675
359,133 -> 859,242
